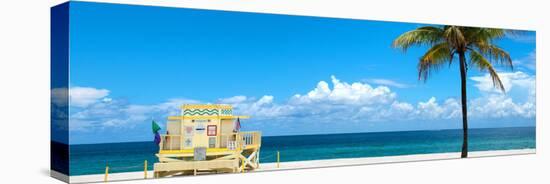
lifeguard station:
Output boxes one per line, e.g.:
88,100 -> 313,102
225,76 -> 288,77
154,104 -> 261,177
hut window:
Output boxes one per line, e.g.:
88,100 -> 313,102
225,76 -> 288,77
207,125 -> 217,136
209,137 -> 216,148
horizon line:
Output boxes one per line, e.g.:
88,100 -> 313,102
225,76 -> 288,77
62,125 -> 536,146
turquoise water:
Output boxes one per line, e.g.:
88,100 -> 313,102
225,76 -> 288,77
69,127 -> 535,176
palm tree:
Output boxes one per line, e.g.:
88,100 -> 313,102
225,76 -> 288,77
392,26 -> 513,158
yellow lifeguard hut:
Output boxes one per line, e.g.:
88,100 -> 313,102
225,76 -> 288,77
154,104 -> 261,177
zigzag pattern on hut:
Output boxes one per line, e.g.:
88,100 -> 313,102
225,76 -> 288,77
221,109 -> 232,115
183,109 -> 220,116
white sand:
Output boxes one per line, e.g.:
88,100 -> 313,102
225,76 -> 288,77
67,149 -> 535,183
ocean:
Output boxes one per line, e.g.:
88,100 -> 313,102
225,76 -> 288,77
68,127 -> 535,176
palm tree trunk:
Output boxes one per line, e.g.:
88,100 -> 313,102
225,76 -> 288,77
459,51 -> 468,158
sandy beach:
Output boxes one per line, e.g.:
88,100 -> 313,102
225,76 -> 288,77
63,149 -> 535,183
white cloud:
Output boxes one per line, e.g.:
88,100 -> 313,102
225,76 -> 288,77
221,95 -> 295,119
290,75 -> 396,106
223,76 -> 435,122
413,97 -> 461,119
365,79 -> 410,88
69,88 -> 200,131
469,94 -> 535,119
470,71 -> 535,94
365,101 -> 415,121
512,51 -> 536,71
468,71 -> 535,119
68,73 -> 535,132
218,96 -> 247,104
51,87 -> 68,106
416,97 -> 447,119
69,86 -> 110,107
225,74 -> 534,122
102,98 -> 112,103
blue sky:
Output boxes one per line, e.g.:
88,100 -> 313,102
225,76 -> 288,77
55,2 -> 536,144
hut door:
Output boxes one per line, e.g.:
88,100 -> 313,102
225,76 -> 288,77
193,121 -> 208,147
220,120 -> 234,148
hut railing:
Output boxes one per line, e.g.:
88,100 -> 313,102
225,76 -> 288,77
159,135 -> 182,151
237,131 -> 261,149
158,131 -> 261,151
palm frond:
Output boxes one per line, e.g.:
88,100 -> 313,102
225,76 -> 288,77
418,43 -> 454,81
392,26 -> 444,52
471,43 -> 513,70
504,30 -> 531,41
469,49 -> 506,92
469,28 -> 507,42
393,25 -> 513,94
443,26 -> 466,49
